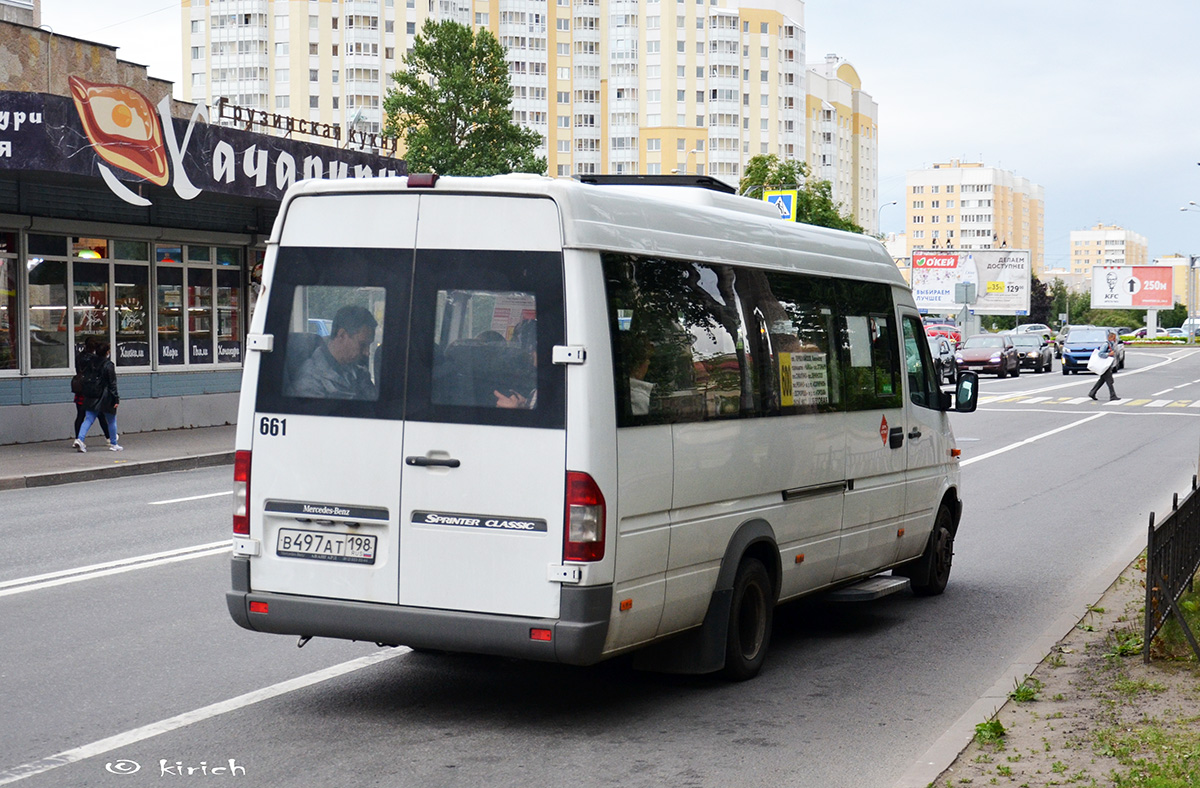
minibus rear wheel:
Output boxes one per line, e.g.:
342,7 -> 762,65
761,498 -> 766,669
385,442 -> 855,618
722,557 -> 773,681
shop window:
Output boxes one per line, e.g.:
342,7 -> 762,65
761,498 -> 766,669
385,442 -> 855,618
73,238 -> 108,259
187,268 -> 214,364
113,240 -> 149,261
27,259 -> 68,369
73,262 -> 110,356
156,244 -> 182,264
114,265 -> 150,367
29,234 -> 68,257
216,269 -> 242,363
157,268 -> 184,366
0,235 -> 17,371
187,245 -> 212,264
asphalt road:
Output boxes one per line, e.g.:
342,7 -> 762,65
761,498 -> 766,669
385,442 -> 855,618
2,346 -> 1198,788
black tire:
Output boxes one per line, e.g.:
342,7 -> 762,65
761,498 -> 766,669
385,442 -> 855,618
898,504 -> 955,596
722,558 -> 774,681
1012,363 -> 1020,377
997,365 -> 1007,378
1062,366 -> 1069,376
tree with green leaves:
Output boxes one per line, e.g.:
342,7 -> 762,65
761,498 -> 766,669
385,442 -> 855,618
383,20 -> 546,176
737,154 -> 864,234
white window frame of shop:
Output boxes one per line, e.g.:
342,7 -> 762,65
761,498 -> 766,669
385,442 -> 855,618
4,232 -> 248,378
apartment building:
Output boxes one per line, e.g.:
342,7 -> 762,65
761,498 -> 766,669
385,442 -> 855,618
904,160 -> 1046,273
805,54 -> 878,233
1069,223 -> 1148,281
181,0 -> 876,219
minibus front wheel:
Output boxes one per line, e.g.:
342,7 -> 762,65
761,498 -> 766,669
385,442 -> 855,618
722,557 -> 774,681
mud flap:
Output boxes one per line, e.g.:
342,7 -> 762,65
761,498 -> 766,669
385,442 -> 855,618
631,588 -> 732,674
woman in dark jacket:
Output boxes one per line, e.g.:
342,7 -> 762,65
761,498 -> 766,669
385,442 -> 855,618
73,336 -> 111,443
73,341 -> 121,452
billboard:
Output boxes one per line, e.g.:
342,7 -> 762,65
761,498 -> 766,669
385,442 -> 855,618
1090,266 -> 1174,309
910,249 -> 1031,315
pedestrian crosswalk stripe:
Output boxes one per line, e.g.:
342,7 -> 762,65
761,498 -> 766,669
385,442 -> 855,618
1062,397 -> 1091,404
1147,400 -> 1171,408
1121,399 -> 1151,406
1022,396 -> 1051,404
1169,401 -> 1191,407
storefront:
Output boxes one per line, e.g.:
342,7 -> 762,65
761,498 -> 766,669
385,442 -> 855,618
0,49 -> 404,443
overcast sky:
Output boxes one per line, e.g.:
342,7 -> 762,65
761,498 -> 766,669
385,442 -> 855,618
39,0 -> 1200,265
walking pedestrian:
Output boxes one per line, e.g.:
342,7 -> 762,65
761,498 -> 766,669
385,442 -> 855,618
72,336 -> 110,444
73,340 -> 122,452
1088,331 -> 1121,402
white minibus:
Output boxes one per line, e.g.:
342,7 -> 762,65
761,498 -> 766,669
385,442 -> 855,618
227,174 -> 978,680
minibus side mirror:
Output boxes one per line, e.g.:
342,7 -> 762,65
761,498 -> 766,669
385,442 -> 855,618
953,371 -> 979,413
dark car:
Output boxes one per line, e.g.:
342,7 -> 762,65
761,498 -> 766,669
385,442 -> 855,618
927,336 -> 956,384
1061,327 -> 1126,375
1011,334 -> 1053,373
955,334 -> 1020,377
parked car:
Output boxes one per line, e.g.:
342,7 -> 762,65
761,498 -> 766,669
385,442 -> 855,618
1015,323 -> 1054,344
1060,327 -> 1126,375
927,336 -> 956,384
1130,326 -> 1179,338
956,334 -> 1020,377
1011,334 -> 1054,373
925,323 -> 962,346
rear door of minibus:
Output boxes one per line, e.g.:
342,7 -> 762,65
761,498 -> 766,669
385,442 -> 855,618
396,194 -> 567,619
247,192 -> 568,621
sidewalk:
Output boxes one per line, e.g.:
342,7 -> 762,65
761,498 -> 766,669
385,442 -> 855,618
0,425 -> 236,490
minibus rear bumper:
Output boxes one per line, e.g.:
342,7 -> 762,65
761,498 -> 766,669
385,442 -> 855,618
226,558 -> 612,665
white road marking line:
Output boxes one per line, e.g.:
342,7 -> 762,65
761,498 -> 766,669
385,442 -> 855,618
1062,397 -> 1091,404
0,647 -> 410,786
1021,396 -> 1050,404
148,491 -> 231,506
0,542 -> 229,597
1146,400 -> 1171,408
960,413 -> 1106,467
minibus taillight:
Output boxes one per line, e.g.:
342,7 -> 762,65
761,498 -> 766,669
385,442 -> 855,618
233,450 -> 251,536
564,471 -> 605,562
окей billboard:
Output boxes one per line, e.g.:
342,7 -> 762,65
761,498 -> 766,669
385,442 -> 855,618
910,249 -> 1032,315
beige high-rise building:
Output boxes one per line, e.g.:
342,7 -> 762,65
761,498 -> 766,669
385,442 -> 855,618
1069,223 -> 1148,282
904,160 -> 1046,273
805,54 -> 878,233
182,0 -> 876,219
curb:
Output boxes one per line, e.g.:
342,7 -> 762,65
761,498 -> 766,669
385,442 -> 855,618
0,451 -> 235,491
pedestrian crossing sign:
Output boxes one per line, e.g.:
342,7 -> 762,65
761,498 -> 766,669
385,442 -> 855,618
764,190 -> 798,222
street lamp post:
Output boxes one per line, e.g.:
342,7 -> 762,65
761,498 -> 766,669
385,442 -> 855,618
672,149 -> 700,175
877,200 -> 898,236
1179,203 -> 1200,342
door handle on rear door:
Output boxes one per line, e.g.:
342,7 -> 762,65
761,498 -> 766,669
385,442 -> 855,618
908,428 -> 922,439
405,456 -> 461,468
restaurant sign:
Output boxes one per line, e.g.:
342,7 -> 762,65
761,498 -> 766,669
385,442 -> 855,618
0,80 -> 406,207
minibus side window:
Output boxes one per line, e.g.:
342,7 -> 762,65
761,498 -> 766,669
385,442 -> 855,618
604,254 -> 753,425
902,315 -> 941,409
759,271 -> 841,415
839,281 -> 902,411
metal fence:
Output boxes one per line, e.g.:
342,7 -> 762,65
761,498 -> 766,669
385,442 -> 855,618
1144,475 -> 1200,663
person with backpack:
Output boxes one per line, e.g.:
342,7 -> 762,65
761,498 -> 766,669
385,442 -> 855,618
73,340 -> 122,452
71,336 -> 111,445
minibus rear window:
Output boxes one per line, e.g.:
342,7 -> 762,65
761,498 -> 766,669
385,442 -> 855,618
255,247 -> 410,420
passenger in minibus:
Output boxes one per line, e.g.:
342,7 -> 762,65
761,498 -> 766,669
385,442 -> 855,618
494,319 -> 538,409
289,305 -> 378,400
